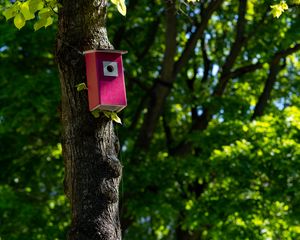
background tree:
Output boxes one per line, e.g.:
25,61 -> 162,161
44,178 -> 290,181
1,0 -> 300,239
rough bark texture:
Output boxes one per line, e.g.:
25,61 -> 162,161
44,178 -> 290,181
56,0 -> 122,239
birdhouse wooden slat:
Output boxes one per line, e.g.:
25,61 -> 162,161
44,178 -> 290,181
84,49 -> 127,112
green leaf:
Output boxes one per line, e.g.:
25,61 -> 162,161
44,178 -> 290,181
270,1 -> 288,18
102,111 -> 122,124
34,17 -> 47,31
14,13 -> 26,30
91,109 -> 100,118
33,16 -> 53,31
3,2 -> 21,21
20,2 -> 35,20
44,17 -> 53,28
38,7 -> 51,18
103,111 -> 112,119
28,0 -> 44,13
110,0 -> 126,16
3,5 -> 19,20
110,112 -> 122,124
117,2 -> 126,16
75,83 -> 88,92
117,0 -> 127,16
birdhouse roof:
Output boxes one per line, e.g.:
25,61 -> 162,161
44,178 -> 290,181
83,49 -> 128,55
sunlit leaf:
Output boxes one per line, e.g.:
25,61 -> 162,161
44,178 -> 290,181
45,17 -> 54,27
34,17 -> 47,31
270,1 -> 288,18
14,13 -> 26,30
110,112 -> 122,124
102,111 -> 122,124
3,4 -> 19,20
20,2 -> 35,20
91,109 -> 100,118
117,0 -> 127,16
110,0 -> 126,16
38,7 -> 52,18
75,83 -> 88,92
28,0 -> 45,13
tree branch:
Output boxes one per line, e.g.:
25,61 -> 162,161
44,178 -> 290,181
134,0 -> 177,151
129,93 -> 149,131
213,0 -> 248,97
228,62 -> 263,79
162,112 -> 173,153
112,0 -> 139,48
126,75 -> 151,92
137,18 -> 161,61
191,0 -> 248,132
123,17 -> 161,62
200,37 -> 212,85
252,43 -> 300,119
173,0 -> 224,77
134,0 -> 224,151
186,61 -> 199,128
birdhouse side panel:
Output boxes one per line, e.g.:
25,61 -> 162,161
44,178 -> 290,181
96,53 -> 127,107
85,52 -> 101,111
99,76 -> 127,105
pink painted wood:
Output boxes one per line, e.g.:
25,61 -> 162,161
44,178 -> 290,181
84,50 -> 127,112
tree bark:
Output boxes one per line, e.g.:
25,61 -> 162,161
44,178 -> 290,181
56,0 -> 122,239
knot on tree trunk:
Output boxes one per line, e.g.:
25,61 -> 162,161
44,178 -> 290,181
99,155 -> 122,179
97,177 -> 120,204
69,217 -> 121,240
96,155 -> 122,203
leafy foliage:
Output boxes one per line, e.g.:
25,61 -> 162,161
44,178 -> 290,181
0,9 -> 69,239
2,0 -> 126,31
271,1 -> 289,18
91,109 -> 122,124
2,0 -> 57,30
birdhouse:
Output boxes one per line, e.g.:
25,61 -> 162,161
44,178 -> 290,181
83,49 -> 127,112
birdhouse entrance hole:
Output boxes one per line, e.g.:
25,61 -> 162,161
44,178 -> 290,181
107,65 -> 114,72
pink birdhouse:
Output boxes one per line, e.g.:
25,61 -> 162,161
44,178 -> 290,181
84,49 -> 127,112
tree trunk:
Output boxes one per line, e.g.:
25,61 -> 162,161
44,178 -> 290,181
56,0 -> 122,239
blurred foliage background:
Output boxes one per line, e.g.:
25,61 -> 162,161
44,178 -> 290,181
1,0 -> 300,239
